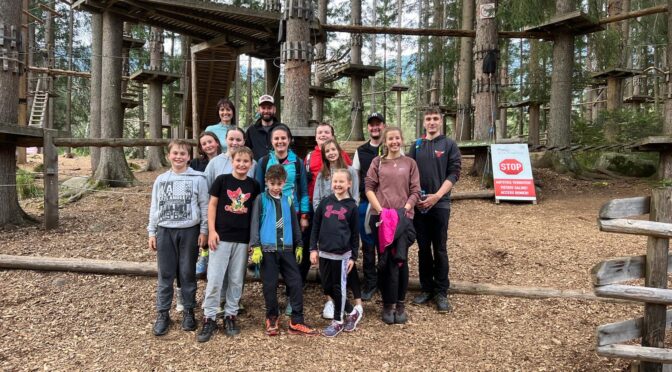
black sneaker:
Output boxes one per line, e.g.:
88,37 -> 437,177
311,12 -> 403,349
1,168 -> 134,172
412,292 -> 432,305
394,302 -> 408,324
153,311 -> 170,336
435,294 -> 453,313
361,287 -> 377,301
382,304 -> 395,325
224,315 -> 241,337
182,308 -> 197,331
197,318 -> 218,343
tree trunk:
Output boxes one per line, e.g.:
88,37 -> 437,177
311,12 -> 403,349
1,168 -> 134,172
456,0 -> 474,141
542,0 -> 580,174
498,40 -> 508,139
350,0 -> 364,139
90,13 -> 102,171
65,2 -> 74,156
92,11 -> 136,187
16,0 -> 28,165
145,27 -> 167,171
282,0 -> 311,130
247,56 -> 253,124
470,0 -> 498,179
234,56 -> 240,126
137,85 -> 145,158
429,0 -> 443,108
45,0 -> 55,130
0,0 -> 27,226
529,103 -> 540,146
371,0 -> 378,113
312,0 -> 328,123
266,58 -> 281,121
659,0 -> 672,181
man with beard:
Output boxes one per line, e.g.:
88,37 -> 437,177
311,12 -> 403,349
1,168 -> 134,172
351,112 -> 385,301
245,95 -> 285,161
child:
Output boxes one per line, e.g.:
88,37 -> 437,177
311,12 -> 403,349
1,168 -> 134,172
311,139 -> 363,322
249,164 -> 318,336
190,131 -> 222,172
148,139 -> 209,336
197,147 -> 260,342
310,169 -> 361,337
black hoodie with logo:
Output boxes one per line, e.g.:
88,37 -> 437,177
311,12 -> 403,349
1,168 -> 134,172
409,134 -> 462,209
309,194 -> 359,260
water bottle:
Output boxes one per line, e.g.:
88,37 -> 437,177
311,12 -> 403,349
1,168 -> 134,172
420,190 -> 428,214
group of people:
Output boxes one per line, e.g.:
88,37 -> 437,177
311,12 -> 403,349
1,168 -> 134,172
147,93 -> 462,341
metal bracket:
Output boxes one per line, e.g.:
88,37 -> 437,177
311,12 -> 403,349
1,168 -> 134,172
281,41 -> 313,63
0,48 -> 23,74
283,0 -> 313,20
351,100 -> 362,111
350,34 -> 362,47
0,23 -> 22,50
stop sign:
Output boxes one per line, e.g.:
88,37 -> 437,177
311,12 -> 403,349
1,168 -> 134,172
499,158 -> 523,175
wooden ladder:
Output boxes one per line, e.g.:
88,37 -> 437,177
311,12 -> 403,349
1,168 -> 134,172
29,78 -> 49,127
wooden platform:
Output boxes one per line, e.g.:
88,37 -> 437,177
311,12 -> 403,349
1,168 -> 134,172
591,68 -> 641,80
524,11 -> 604,36
322,63 -> 382,83
309,86 -> 339,98
390,84 -> 409,92
630,136 -> 672,152
624,94 -> 654,104
499,99 -> 545,109
122,35 -> 145,49
0,123 -> 69,147
129,69 -> 181,84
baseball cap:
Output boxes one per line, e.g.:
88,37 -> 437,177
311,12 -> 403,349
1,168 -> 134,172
259,94 -> 274,105
367,112 -> 385,123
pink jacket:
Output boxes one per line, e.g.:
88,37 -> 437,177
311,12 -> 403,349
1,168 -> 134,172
378,208 -> 399,254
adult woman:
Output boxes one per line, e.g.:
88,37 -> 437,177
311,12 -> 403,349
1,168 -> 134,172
204,98 -> 237,154
365,127 -> 420,325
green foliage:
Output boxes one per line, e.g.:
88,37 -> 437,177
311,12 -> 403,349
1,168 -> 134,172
16,169 -> 42,200
33,163 -> 44,173
589,29 -> 622,71
572,108 -> 663,145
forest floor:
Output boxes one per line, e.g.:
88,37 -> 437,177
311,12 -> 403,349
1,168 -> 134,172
0,154 -> 661,371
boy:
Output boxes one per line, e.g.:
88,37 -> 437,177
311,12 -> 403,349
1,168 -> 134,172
249,165 -> 318,336
197,147 -> 260,342
148,139 -> 209,336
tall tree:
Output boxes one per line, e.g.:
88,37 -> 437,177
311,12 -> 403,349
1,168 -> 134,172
456,0 -> 474,141
92,11 -> 135,187
89,13 -> 102,171
0,0 -> 29,226
282,0 -> 311,129
145,27 -> 167,171
429,0 -> 443,107
350,0 -> 364,140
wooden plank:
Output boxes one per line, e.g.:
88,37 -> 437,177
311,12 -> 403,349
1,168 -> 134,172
595,284 -> 672,304
597,344 -> 672,363
591,255 -> 672,286
53,138 -> 197,147
599,196 -> 651,219
43,130 -> 59,230
599,218 -> 672,238
597,310 -> 672,346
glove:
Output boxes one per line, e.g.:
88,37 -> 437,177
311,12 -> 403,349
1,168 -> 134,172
295,246 -> 303,264
251,246 -> 263,265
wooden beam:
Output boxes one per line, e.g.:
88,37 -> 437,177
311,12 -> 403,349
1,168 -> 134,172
599,196 -> 651,219
596,344 -> 672,363
191,34 -> 230,54
595,284 -> 672,304
52,137 -> 197,147
597,310 -> 672,347
27,66 -> 91,78
596,4 -> 667,26
321,24 -> 549,39
591,255 -> 672,286
23,10 -> 44,24
599,218 -> 672,238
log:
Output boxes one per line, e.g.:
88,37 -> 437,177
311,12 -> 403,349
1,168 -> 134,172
595,284 -> 672,304
591,255 -> 672,286
598,218 -> 672,239
451,190 -> 495,200
596,344 -> 672,363
0,254 -> 622,303
597,310 -> 672,346
53,137 -> 198,148
599,196 -> 651,219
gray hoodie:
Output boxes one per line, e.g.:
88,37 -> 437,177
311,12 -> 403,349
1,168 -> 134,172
203,152 -> 257,189
147,167 -> 209,237
312,166 -> 359,211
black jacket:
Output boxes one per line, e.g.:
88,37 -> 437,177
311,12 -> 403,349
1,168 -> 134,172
409,134 -> 461,209
245,118 -> 284,161
355,141 -> 381,202
370,209 -> 416,270
310,194 -> 359,260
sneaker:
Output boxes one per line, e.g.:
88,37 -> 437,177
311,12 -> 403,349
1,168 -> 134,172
196,318 -> 218,342
285,303 -> 292,317
435,294 -> 453,313
224,315 -> 240,337
412,292 -> 432,305
153,311 -> 170,336
322,300 -> 334,320
322,321 -> 344,338
344,308 -> 362,332
182,308 -> 197,331
265,317 -> 279,336
382,304 -> 395,325
288,321 -> 319,336
361,287 -> 377,301
175,287 -> 184,312
394,302 -> 407,324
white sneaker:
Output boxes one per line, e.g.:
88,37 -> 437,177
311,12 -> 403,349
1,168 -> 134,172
175,287 -> 184,312
322,300 -> 334,320
354,304 -> 363,317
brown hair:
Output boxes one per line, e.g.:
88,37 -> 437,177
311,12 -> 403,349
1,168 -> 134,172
196,131 -> 223,160
423,107 -> 443,118
381,127 -> 404,160
319,139 -> 347,179
265,164 -> 287,182
167,139 -> 191,153
230,146 -> 253,161
315,122 -> 335,136
216,98 -> 236,124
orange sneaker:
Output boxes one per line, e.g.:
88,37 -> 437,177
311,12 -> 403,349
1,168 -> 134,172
287,320 -> 318,336
265,317 -> 279,336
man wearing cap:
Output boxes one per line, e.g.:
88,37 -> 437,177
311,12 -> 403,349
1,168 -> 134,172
351,112 -> 385,301
245,94 -> 285,161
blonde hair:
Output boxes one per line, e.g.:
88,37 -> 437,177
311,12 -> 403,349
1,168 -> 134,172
381,127 -> 404,160
167,139 -> 191,153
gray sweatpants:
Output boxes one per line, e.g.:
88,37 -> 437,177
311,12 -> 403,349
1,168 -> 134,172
202,241 -> 248,319
156,225 -> 200,312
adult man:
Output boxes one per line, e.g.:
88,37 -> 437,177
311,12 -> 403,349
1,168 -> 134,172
245,94 -> 284,161
409,107 -> 461,313
351,112 -> 385,301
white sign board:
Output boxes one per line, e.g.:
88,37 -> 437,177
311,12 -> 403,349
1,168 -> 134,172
479,3 -> 496,19
490,144 -> 537,202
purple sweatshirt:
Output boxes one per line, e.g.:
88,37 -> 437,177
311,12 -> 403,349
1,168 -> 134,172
365,155 -> 421,218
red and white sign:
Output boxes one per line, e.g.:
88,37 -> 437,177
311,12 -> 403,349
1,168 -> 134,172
491,144 -> 537,202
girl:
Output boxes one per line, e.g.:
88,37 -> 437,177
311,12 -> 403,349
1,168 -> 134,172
204,128 -> 256,189
204,98 -> 237,153
190,131 -> 222,172
310,169 -> 360,337
365,127 -> 420,325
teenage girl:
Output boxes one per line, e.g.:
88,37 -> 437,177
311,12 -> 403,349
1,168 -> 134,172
190,131 -> 222,172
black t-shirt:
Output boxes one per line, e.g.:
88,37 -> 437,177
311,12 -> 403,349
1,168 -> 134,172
210,174 -> 260,243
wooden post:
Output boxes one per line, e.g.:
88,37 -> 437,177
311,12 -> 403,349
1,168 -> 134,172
17,0 -> 28,165
350,0 -> 363,139
190,49 -> 199,140
312,0 -> 327,123
529,103 -> 540,146
43,129 -> 58,230
281,0 -> 312,129
265,58 -> 281,121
